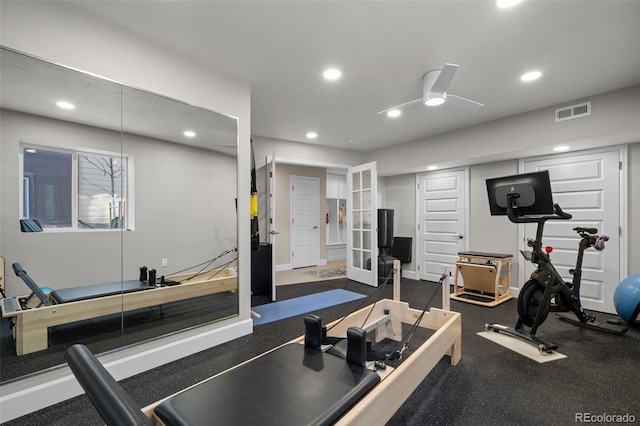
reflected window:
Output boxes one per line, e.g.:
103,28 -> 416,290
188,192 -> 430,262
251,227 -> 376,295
21,144 -> 133,230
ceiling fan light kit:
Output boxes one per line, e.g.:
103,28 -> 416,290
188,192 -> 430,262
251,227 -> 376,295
379,63 -> 484,114
424,92 -> 446,106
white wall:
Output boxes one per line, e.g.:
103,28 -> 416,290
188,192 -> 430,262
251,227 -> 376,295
252,136 -> 364,169
0,2 -> 252,422
365,86 -> 640,177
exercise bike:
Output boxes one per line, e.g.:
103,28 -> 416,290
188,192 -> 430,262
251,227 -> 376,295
486,189 -> 627,353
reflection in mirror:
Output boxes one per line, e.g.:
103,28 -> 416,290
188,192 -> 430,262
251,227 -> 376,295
0,47 -> 238,382
120,86 -> 238,343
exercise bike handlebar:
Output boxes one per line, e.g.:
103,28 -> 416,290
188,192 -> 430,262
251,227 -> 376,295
506,198 -> 573,224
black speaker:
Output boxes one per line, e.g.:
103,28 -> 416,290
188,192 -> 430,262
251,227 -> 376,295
378,209 -> 394,253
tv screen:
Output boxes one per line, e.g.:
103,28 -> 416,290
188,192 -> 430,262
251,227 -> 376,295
486,170 -> 554,216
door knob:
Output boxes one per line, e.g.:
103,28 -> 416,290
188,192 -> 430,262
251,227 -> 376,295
269,230 -> 280,235
313,226 -> 318,229
456,234 -> 463,239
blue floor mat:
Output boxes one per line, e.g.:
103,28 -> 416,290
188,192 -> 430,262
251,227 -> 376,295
252,289 -> 366,326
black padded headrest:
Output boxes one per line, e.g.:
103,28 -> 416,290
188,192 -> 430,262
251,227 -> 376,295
304,314 -> 322,348
65,344 -> 151,426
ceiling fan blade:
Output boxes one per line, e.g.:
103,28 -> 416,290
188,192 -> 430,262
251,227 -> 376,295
431,63 -> 459,94
446,94 -> 484,110
377,98 -> 422,114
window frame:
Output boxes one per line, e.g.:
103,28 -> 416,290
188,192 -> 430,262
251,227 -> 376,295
19,140 -> 135,232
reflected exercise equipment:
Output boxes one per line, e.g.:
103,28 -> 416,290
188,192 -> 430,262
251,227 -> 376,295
1,261 -> 237,355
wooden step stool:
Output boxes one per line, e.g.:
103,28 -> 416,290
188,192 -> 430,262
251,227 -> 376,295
451,251 -> 512,307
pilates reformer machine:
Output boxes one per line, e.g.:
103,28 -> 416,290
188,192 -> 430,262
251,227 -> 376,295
0,253 -> 238,355
65,260 -> 462,426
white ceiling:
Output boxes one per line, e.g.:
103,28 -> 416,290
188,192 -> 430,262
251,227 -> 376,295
68,1 -> 640,151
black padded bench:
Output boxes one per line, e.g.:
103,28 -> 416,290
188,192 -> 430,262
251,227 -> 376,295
154,343 -> 380,426
65,331 -> 380,426
50,280 -> 152,304
11,262 -> 153,306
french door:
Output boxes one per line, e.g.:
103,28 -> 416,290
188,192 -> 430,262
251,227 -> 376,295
346,162 -> 378,287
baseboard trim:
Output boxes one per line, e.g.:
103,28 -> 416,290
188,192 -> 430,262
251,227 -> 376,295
402,269 -> 417,280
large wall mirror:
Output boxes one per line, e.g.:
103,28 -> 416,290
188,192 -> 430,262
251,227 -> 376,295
0,47 -> 239,382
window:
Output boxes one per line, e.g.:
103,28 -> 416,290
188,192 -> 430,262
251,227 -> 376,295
21,144 -> 134,231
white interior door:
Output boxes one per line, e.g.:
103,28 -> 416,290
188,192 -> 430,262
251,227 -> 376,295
417,168 -> 468,282
520,148 -> 624,313
291,176 -> 319,269
347,162 -> 378,286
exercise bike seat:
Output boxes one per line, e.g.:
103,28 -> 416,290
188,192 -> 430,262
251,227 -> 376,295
573,227 -> 598,234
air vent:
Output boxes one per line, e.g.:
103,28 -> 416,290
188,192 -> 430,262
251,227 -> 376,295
555,101 -> 591,122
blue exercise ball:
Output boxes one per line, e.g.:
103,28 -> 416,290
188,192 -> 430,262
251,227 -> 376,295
613,273 -> 640,324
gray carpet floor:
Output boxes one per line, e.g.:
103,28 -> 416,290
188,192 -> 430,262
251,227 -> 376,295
4,277 -> 639,425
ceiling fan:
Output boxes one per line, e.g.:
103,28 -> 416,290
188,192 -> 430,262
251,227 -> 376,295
378,63 -> 484,115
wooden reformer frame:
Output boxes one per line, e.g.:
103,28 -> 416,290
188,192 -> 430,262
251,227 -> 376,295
141,260 -> 462,425
1,269 -> 237,355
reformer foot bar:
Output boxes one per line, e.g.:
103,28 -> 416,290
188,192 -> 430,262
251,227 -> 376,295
1,264 -> 237,355
65,261 -> 462,426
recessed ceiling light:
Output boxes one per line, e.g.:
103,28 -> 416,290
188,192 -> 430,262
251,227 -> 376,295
323,68 -> 341,81
306,132 -> 318,139
427,165 -> 439,171
184,130 -> 196,137
496,0 -> 523,8
387,109 -> 401,118
521,70 -> 542,82
56,101 -> 75,110
553,145 -> 570,152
